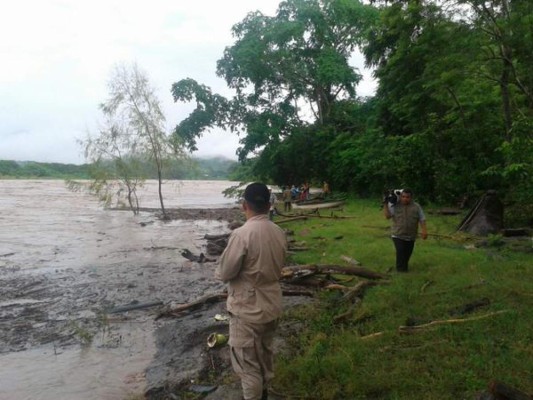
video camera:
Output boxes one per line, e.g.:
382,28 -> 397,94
383,189 -> 403,207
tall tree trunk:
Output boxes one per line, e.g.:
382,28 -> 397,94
500,43 -> 513,141
156,157 -> 166,218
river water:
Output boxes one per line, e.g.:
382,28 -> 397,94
0,180 -> 239,400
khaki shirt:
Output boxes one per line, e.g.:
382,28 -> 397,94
217,214 -> 287,324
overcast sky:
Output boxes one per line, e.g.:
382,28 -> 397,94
0,0 -> 376,164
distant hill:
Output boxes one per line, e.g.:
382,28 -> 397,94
192,156 -> 239,180
0,160 -> 92,179
0,157 -> 239,180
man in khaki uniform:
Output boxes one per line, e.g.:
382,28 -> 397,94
217,182 -> 287,400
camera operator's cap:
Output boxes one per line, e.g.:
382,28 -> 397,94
244,182 -> 270,205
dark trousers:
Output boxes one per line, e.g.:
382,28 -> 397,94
392,237 -> 415,272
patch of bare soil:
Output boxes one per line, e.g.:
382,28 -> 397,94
146,294 -> 311,400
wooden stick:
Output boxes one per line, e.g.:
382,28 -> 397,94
156,293 -> 228,319
156,288 -> 315,319
282,264 -> 388,280
305,214 -> 356,219
108,301 -> 164,314
333,298 -> 361,323
324,283 -> 349,291
360,332 -> 384,340
398,310 -> 510,333
276,216 -> 308,224
340,255 -> 361,266
420,280 -> 434,294
342,280 -> 388,302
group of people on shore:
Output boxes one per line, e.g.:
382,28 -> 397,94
217,182 -> 426,399
273,181 -> 332,214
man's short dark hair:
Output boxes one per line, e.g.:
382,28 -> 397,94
402,188 -> 413,196
244,182 -> 270,213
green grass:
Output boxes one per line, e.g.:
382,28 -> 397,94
273,199 -> 533,399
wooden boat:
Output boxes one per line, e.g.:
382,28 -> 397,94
291,199 -> 345,210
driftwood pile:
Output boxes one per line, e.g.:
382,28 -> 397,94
171,219 -> 390,322
161,246 -> 390,320
477,380 -> 532,400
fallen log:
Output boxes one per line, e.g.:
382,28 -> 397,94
311,214 -> 356,219
282,264 -> 387,280
156,289 -> 315,320
502,228 -> 530,237
288,246 -> 309,251
144,246 -> 180,251
280,288 -> 315,297
206,241 -> 226,256
323,283 -> 349,291
181,249 -> 216,263
276,216 -> 308,224
204,233 -> 230,240
343,280 -> 383,302
448,297 -> 490,316
333,298 -> 361,323
108,300 -> 164,314
156,293 -> 228,319
489,380 -> 532,400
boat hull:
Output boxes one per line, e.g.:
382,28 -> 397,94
291,200 -> 345,210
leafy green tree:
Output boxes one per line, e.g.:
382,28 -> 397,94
84,63 -> 185,216
362,1 -> 505,201
453,0 -> 533,137
83,113 -> 145,214
0,160 -> 21,177
172,0 -> 378,186
216,0 -> 377,156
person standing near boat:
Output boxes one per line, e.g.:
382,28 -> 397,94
383,188 -> 427,272
216,182 -> 287,400
283,186 -> 292,212
322,181 -> 330,198
269,188 -> 277,220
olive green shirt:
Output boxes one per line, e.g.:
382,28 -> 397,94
389,202 -> 426,241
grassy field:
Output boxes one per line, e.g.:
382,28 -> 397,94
272,199 -> 532,399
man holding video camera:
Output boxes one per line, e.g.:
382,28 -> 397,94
383,188 -> 427,272
217,182 -> 287,400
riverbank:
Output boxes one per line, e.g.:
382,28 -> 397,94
0,201 -> 314,399
3,181 -> 530,399
0,188 -> 244,400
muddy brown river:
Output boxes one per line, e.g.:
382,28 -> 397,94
0,180 -> 241,399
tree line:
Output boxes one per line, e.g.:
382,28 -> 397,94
168,0 -> 531,225
79,0 -> 531,224
0,158 -> 239,180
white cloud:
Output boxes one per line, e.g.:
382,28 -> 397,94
0,0 -> 376,164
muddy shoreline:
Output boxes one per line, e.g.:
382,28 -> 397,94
0,206 -> 311,399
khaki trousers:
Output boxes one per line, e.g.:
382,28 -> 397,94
229,315 -> 278,400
